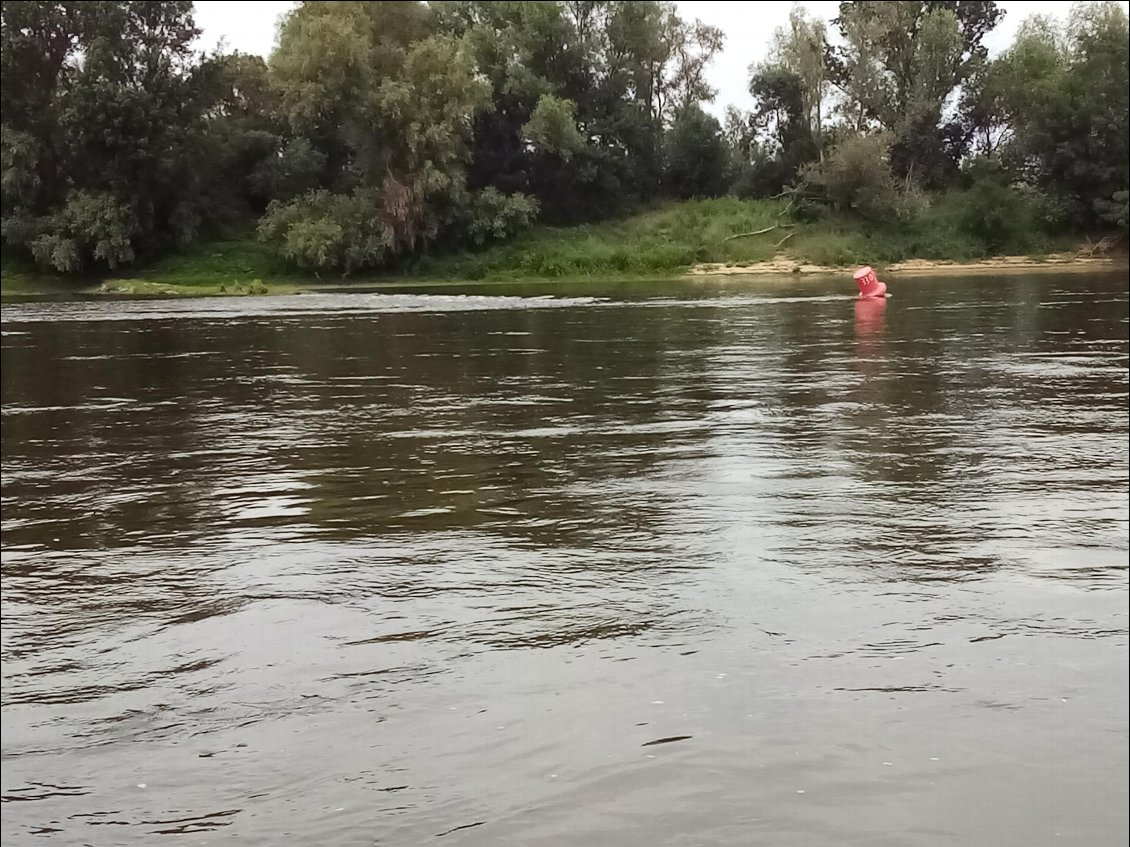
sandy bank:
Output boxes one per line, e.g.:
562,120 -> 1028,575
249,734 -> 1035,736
687,253 -> 1127,278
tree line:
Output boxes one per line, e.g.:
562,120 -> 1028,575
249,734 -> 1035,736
733,1 -> 1128,248
1,0 -> 1127,276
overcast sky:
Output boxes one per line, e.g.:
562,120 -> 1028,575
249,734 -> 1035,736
193,1 -> 1127,116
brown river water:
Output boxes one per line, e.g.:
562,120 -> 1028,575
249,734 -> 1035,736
1,273 -> 1127,846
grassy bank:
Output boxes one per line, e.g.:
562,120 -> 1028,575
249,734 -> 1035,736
0,241 -> 301,298
410,194 -> 1079,281
1,195 -> 1106,296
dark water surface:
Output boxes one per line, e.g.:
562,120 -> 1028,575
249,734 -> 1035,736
2,274 -> 1128,846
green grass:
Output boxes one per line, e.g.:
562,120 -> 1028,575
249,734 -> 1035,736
93,238 -> 302,296
1,193 -> 1083,297
400,193 -> 1076,280
0,256 -> 86,295
135,237 -> 291,286
409,198 -> 784,280
1,238 -> 300,297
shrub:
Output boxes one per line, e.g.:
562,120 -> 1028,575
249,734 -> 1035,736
801,133 -> 923,222
957,158 -> 1057,252
28,191 -> 137,273
460,188 -> 539,246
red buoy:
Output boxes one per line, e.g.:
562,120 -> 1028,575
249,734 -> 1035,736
853,266 -> 887,299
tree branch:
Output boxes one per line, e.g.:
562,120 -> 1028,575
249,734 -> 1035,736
773,231 -> 796,249
721,223 -> 796,242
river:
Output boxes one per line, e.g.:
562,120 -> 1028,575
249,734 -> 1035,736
2,273 -> 1127,846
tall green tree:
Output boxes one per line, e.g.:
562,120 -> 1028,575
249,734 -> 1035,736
966,2 -> 1129,230
768,6 -> 829,160
436,1 -> 722,223
1,1 -> 88,219
259,1 -> 536,272
664,106 -> 728,199
828,1 -> 1004,186
960,15 -> 1063,158
744,65 -> 818,194
2,0 -> 220,271
434,1 -> 597,220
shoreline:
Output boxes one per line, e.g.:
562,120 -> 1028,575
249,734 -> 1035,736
687,253 -> 1127,278
3,252 -> 1126,299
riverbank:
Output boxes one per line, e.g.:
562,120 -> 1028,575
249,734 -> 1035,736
2,197 -> 1125,297
688,253 -> 1127,278
5,252 -> 1123,299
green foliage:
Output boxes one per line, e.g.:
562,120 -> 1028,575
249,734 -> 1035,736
260,3 -> 495,271
198,51 -> 290,216
0,127 -> 39,206
269,0 -> 436,138
441,1 -> 724,224
828,1 -> 1004,187
664,107 -> 729,199
137,237 -> 285,285
29,191 -> 136,273
1039,3 -> 1126,229
4,194 -> 1082,295
248,137 -> 327,204
1096,191 -> 1129,231
460,187 -> 540,246
407,194 -> 1071,280
1,0 -> 1123,281
745,65 -> 819,194
800,133 -> 925,222
768,6 -> 829,153
523,94 -> 584,161
954,158 -> 1060,252
258,188 -> 395,273
961,2 -> 1128,232
408,198 -> 769,279
0,0 -> 255,271
259,180 -> 539,274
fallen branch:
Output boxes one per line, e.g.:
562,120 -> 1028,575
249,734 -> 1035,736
722,223 -> 796,243
1076,235 -> 1116,258
773,230 -> 796,249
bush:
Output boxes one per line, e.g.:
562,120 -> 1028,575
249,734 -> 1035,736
259,173 -> 439,274
956,158 -> 1058,252
460,187 -> 539,246
523,95 -> 585,161
27,191 -> 137,273
1095,190 -> 1129,233
801,133 -> 925,222
260,181 -> 540,274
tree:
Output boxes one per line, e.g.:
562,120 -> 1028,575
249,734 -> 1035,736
435,1 -> 605,221
663,14 -> 725,120
0,1 -> 88,218
960,15 -> 1063,158
745,65 -> 818,194
435,1 -> 723,223
664,106 -> 728,199
829,1 -> 1005,186
2,0 -> 222,271
259,1 -> 535,272
768,6 -> 829,159
986,2 -> 1130,230
523,94 -> 585,161
956,157 -> 1056,252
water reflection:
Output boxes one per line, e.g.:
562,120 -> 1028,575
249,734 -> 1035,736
2,273 -> 1127,846
853,294 -> 887,342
